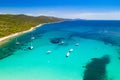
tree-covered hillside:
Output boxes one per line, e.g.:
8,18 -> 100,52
0,14 -> 63,38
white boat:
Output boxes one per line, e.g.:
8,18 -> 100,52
28,46 -> 34,50
66,52 -> 70,57
66,48 -> 74,57
28,43 -> 33,50
59,41 -> 65,45
28,34 -> 34,50
31,34 -> 35,40
69,48 -> 74,52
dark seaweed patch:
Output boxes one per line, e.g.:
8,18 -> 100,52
50,37 -> 64,44
68,32 -> 120,46
83,55 -> 110,80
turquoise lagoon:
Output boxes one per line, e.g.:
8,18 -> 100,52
0,20 -> 120,80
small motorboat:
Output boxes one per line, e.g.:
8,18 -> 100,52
69,48 -> 74,52
47,50 -> 52,54
59,41 -> 65,45
66,52 -> 70,57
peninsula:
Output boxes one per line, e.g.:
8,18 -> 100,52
0,14 -> 63,42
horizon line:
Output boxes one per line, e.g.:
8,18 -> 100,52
1,12 -> 120,20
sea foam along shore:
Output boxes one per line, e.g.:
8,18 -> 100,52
0,24 -> 43,44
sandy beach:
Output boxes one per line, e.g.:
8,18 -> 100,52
0,24 -> 43,44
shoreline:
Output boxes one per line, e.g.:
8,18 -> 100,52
0,21 -> 64,45
0,24 -> 43,45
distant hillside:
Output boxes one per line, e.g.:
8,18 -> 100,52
0,14 -> 63,38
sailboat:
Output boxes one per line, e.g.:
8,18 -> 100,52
28,33 -> 35,50
28,42 -> 33,50
31,34 -> 35,40
15,38 -> 20,45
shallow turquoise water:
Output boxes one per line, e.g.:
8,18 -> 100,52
0,20 -> 120,80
